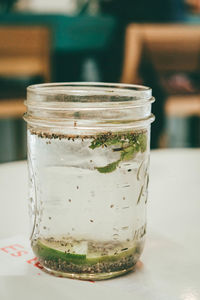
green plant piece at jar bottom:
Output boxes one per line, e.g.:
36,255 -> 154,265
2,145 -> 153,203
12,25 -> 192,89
32,238 -> 144,280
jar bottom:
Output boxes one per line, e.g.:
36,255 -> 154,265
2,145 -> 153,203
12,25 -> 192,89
32,236 -> 144,280
41,264 -> 136,280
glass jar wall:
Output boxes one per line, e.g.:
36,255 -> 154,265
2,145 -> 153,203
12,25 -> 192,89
24,83 -> 155,280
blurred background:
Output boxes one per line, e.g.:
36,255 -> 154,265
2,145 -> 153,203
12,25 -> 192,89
0,0 -> 200,163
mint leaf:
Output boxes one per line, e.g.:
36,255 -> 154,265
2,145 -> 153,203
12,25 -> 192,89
89,140 -> 103,149
90,131 -> 147,173
137,133 -> 147,153
120,146 -> 135,161
96,160 -> 120,173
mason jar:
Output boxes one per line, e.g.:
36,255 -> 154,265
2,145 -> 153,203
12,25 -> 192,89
24,82 -> 155,280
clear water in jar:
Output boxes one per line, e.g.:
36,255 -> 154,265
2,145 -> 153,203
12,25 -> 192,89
28,129 -> 149,279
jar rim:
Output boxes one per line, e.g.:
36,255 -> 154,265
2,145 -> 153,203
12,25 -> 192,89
25,82 -> 155,131
27,82 -> 152,101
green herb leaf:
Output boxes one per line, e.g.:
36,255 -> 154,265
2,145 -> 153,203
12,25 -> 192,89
137,133 -> 147,153
89,140 -> 103,149
120,146 -> 136,161
105,138 -> 122,146
90,131 -> 147,173
96,160 -> 120,173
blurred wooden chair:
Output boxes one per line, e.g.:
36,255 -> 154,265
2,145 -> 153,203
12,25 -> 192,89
0,26 -> 51,119
121,24 -> 200,118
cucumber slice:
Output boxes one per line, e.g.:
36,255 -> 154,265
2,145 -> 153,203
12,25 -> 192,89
33,238 -> 137,266
33,239 -> 87,265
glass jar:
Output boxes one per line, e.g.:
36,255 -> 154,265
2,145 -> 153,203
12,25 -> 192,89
24,82 -> 155,280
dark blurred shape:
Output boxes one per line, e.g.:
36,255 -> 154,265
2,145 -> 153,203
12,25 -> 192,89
139,50 -> 167,149
121,23 -> 200,148
49,15 -> 116,82
161,73 -> 200,95
0,25 -> 51,162
0,14 -> 116,162
0,13 -> 116,83
0,76 -> 43,100
99,0 -> 187,84
99,0 -> 187,148
185,0 -> 200,14
0,0 -> 17,12
100,0 -> 186,23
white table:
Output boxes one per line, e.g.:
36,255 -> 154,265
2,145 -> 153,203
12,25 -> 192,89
0,149 -> 200,300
